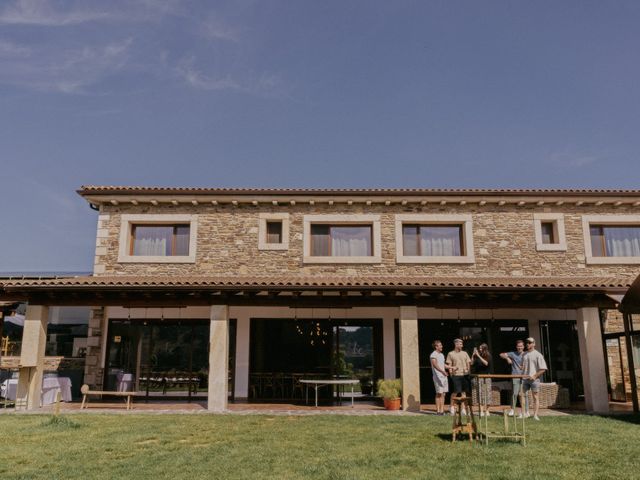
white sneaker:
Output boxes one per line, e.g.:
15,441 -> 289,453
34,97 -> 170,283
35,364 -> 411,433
461,408 -> 467,416
507,409 -> 514,417
479,411 -> 485,417
450,407 -> 456,416
533,415 -> 540,421
486,411 -> 491,417
525,412 -> 531,418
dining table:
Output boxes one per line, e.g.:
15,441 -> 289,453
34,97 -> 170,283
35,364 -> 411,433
300,378 -> 360,407
1,376 -> 73,405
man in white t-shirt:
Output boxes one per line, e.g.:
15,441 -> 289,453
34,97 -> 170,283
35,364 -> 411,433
430,340 -> 448,415
522,337 -> 548,421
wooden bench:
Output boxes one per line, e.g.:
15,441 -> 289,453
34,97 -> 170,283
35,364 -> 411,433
80,384 -> 136,410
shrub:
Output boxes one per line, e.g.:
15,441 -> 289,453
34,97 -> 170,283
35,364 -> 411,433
376,378 -> 402,400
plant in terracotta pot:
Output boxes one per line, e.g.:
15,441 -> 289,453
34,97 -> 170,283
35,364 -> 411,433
377,378 -> 402,410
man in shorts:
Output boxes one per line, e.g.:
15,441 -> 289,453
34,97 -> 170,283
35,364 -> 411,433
522,337 -> 548,421
499,339 -> 528,416
430,340 -> 448,415
445,338 -> 472,416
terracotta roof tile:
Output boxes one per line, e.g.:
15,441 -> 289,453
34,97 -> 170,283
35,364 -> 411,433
0,275 -> 633,290
77,186 -> 640,197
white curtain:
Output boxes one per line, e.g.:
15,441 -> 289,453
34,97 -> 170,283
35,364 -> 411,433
331,227 -> 371,256
605,227 -> 640,257
133,226 -> 172,256
420,227 -> 461,256
134,237 -> 167,256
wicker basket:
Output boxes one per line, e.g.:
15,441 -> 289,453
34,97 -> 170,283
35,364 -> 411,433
471,385 -> 502,406
525,382 -> 570,409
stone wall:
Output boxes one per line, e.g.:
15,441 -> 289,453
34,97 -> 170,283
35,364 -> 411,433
83,306 -> 105,389
93,202 -> 640,278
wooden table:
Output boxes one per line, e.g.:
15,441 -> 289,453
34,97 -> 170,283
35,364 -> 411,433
472,374 -> 528,446
300,379 -> 360,407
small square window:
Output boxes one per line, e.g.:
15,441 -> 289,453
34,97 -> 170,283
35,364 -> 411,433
540,221 -> 557,245
258,213 -> 289,250
266,221 -> 283,244
534,214 -> 566,251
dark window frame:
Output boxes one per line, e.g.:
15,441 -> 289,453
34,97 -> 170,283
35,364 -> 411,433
130,223 -> 191,256
589,224 -> 640,257
402,223 -> 465,256
309,223 -> 374,257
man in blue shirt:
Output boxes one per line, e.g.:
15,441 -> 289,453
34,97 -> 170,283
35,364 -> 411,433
500,340 -> 528,417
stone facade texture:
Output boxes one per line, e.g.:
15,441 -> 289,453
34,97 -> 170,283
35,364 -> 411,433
93,203 -> 640,279
83,306 -> 105,389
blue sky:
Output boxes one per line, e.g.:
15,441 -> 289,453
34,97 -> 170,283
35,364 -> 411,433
1,0 -> 639,271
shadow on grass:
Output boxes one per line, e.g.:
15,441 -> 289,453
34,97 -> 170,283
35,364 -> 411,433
601,413 -> 640,426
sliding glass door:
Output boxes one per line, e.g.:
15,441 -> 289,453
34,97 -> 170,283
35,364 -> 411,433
105,320 -> 209,401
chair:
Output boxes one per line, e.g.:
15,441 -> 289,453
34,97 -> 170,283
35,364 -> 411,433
291,373 -> 305,400
261,373 -> 275,398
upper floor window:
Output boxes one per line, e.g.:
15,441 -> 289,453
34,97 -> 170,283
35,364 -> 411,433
118,214 -> 197,263
395,214 -> 475,264
266,221 -> 283,244
311,224 -> 372,256
131,224 -> 190,256
402,225 -> 463,257
540,222 -> 556,244
258,213 -> 289,251
582,215 -> 640,264
533,213 -> 567,251
590,225 -> 640,257
303,215 -> 381,264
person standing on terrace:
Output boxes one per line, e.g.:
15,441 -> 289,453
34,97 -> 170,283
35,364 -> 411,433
445,338 -> 471,416
430,340 -> 448,415
500,339 -> 528,417
471,343 -> 492,417
522,337 -> 548,421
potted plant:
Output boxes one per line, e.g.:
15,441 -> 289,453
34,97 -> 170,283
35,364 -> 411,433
359,375 -> 373,396
377,378 -> 402,410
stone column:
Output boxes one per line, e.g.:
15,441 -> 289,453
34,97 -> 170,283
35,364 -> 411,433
208,305 -> 229,412
16,305 -> 49,410
234,314 -> 250,400
83,307 -> 106,389
576,308 -> 609,413
399,306 -> 421,411
382,315 -> 396,379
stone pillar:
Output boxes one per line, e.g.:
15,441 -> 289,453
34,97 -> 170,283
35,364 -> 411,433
16,305 -> 49,410
576,308 -> 609,413
83,307 -> 106,389
382,315 -> 396,379
234,315 -> 250,400
208,305 -> 229,412
399,306 -> 421,411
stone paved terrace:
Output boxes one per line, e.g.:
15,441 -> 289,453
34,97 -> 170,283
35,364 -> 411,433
1,401 -> 634,416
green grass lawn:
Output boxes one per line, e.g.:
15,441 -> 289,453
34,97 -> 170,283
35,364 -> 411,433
1,413 -> 638,480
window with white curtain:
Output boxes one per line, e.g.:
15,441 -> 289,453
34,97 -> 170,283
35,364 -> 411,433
131,224 -> 190,256
590,225 -> 640,257
395,214 -> 474,264
402,224 -> 463,257
310,225 -> 372,256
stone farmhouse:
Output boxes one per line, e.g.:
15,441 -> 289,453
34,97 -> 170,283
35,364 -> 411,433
1,186 -> 639,412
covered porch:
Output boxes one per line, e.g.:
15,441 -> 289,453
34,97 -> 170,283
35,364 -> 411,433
0,275 -> 631,413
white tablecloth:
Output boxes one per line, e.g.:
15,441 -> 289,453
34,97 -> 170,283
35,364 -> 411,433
1,379 -> 17,400
1,377 -> 72,404
116,373 -> 134,392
